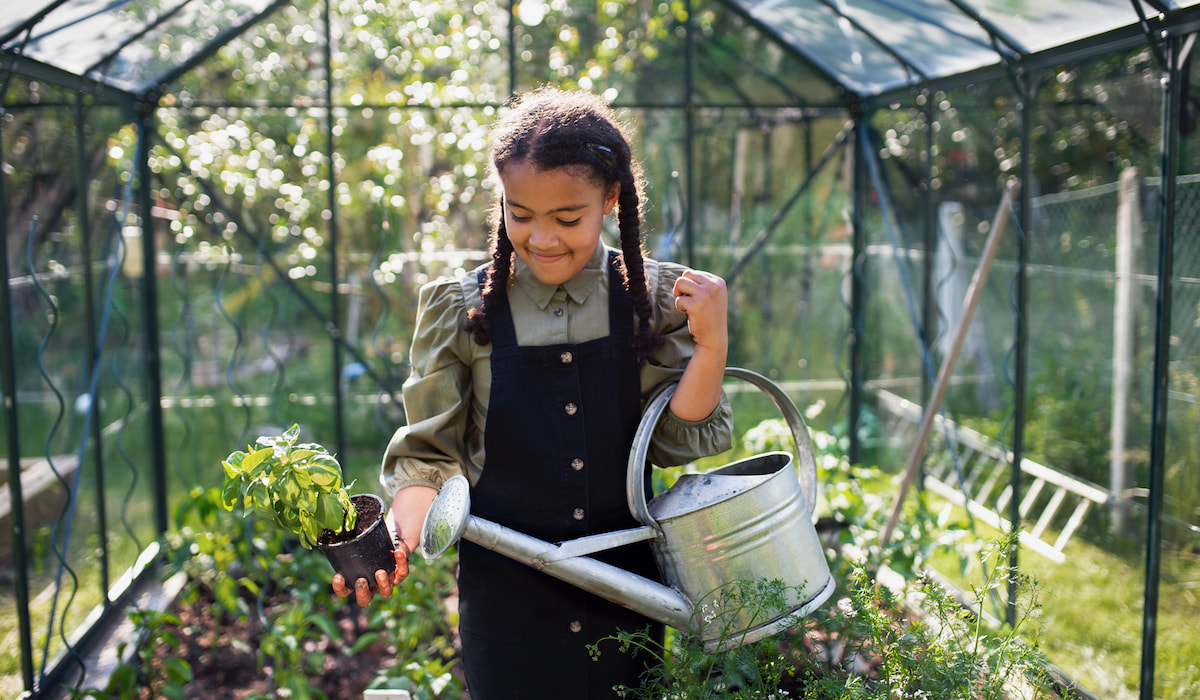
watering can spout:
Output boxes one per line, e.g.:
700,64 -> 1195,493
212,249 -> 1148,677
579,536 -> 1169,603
471,512 -> 695,631
420,474 -> 695,631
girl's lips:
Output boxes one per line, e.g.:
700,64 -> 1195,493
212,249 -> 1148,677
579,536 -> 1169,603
531,251 -> 566,263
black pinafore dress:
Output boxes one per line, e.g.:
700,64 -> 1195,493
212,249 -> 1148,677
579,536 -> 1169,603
457,253 -> 664,700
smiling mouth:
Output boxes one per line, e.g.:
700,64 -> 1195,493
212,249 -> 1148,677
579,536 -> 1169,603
530,251 -> 566,263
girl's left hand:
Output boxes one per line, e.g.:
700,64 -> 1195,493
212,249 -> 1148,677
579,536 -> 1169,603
672,270 -> 728,350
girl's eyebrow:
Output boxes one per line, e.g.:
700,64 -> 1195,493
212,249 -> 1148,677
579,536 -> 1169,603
505,197 -> 588,215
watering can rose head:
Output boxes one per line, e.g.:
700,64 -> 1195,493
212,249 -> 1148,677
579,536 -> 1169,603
220,424 -> 357,548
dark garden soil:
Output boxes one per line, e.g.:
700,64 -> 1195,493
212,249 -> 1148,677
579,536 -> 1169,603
144,584 -> 401,699
318,495 -> 385,545
146,587 -> 864,699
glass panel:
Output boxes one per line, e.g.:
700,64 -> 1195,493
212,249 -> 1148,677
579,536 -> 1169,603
9,0 -> 278,92
509,0 -> 688,102
0,0 -> 62,39
725,0 -> 912,95
172,0 -> 510,106
0,80 -> 151,690
974,0 -> 1140,54
683,106 -> 853,427
1014,51 -> 1161,698
863,45 -> 1170,698
694,0 -> 840,106
840,0 -> 1005,85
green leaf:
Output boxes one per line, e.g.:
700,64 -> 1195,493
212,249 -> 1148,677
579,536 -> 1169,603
348,632 -> 384,655
245,480 -> 269,510
291,448 -> 319,463
293,465 -> 314,488
316,493 -> 348,532
339,492 -> 357,530
308,464 -> 343,489
240,446 -> 272,474
220,479 -> 243,511
164,657 -> 193,684
222,457 -> 242,479
105,664 -> 138,697
239,576 -> 261,596
308,453 -> 341,471
308,613 -> 340,639
214,573 -> 241,613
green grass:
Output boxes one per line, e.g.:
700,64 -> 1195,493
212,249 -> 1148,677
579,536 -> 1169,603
925,502 -> 1200,699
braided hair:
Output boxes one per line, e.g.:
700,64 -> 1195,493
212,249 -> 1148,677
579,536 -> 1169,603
464,87 -> 665,359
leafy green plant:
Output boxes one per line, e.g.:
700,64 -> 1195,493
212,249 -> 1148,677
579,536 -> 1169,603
220,424 -> 357,548
363,551 -> 464,699
594,533 -> 1059,699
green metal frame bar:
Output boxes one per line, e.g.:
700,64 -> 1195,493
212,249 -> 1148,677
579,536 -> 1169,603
0,52 -> 135,106
1140,29 -> 1187,700
323,0 -> 347,459
847,115 -> 867,467
134,101 -> 170,538
74,92 -> 112,598
0,75 -> 37,698
685,0 -> 696,266
1008,70 -> 1036,629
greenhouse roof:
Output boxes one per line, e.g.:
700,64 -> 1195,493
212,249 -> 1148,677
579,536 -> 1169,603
729,0 -> 1200,96
3,0 -> 1200,100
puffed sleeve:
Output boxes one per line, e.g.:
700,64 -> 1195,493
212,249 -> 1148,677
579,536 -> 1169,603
380,277 -> 475,496
640,260 -> 735,467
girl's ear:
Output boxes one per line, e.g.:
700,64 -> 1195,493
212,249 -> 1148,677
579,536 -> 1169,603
604,183 -> 621,214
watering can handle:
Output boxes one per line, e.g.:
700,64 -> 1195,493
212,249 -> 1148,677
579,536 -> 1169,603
626,366 -> 819,528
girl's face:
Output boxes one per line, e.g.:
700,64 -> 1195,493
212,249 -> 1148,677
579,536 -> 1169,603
499,160 -> 619,287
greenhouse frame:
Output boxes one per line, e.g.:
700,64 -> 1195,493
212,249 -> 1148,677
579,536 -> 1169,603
4,0 -> 1200,697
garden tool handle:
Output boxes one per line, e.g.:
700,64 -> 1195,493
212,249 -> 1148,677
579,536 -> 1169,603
626,366 -> 819,528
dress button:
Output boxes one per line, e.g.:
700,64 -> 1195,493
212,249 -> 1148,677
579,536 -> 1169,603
564,402 -> 578,416
569,620 -> 582,633
553,307 -> 565,317
573,508 -> 585,520
571,458 -> 584,471
560,351 -> 573,364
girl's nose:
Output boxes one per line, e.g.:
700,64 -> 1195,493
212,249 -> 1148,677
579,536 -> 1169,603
528,221 -> 555,246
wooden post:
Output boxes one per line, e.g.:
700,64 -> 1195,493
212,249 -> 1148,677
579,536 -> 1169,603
879,181 -> 1019,551
1110,167 -> 1141,534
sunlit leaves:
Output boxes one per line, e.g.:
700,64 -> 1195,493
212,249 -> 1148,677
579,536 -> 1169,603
220,424 -> 355,547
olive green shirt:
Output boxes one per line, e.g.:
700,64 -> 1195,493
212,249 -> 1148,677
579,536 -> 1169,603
381,242 -> 734,496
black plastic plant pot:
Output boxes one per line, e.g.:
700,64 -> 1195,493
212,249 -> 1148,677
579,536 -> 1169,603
317,493 -> 396,592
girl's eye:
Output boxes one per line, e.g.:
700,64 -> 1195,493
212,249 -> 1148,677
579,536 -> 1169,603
559,218 -> 581,227
510,212 -> 531,222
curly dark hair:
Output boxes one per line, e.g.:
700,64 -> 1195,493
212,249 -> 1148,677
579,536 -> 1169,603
463,87 -> 664,358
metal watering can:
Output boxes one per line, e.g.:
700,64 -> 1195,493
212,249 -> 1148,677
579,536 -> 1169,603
419,367 -> 835,652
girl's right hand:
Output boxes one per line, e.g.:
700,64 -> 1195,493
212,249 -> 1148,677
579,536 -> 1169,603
332,484 -> 436,606
331,543 -> 410,606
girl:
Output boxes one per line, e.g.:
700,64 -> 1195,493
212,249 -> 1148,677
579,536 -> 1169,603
334,87 -> 732,699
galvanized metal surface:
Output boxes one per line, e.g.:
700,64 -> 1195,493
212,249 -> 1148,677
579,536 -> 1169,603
420,367 -> 835,652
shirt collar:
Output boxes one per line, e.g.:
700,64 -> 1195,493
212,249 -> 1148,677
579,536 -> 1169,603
513,242 -> 609,309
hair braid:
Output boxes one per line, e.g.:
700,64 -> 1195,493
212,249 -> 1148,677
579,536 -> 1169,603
464,218 -> 515,346
615,166 -> 665,359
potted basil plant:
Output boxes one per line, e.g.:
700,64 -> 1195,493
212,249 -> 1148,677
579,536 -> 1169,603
220,424 -> 396,589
